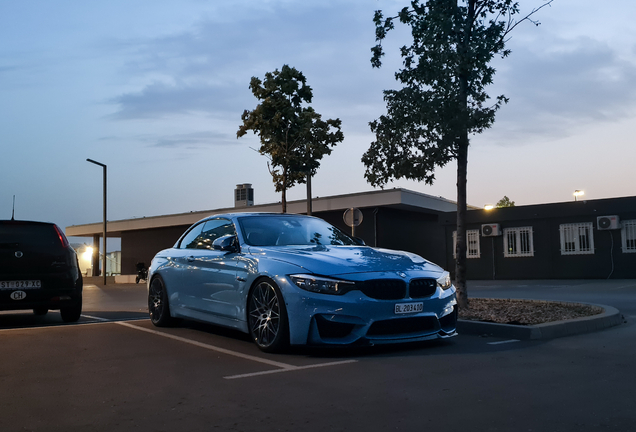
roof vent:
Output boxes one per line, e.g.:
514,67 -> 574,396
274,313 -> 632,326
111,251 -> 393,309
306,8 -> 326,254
235,184 -> 254,207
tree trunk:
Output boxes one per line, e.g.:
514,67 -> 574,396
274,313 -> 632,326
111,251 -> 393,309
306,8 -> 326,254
454,0 -> 474,310
455,143 -> 469,310
281,189 -> 287,213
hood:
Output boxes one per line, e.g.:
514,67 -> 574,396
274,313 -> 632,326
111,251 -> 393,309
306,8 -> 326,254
247,245 -> 443,276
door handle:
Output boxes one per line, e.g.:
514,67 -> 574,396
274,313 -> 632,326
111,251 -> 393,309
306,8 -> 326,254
236,276 -> 246,282
187,256 -> 195,262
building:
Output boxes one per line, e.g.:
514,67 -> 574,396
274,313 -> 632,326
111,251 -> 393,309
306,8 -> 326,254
71,243 -> 122,276
440,196 -> 636,279
66,187 -> 461,276
66,187 -> 636,280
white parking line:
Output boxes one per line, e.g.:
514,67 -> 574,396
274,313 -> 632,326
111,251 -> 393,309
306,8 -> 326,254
0,316 -> 358,377
0,321 -> 109,332
0,315 -> 144,332
117,321 -> 298,369
224,360 -> 358,380
115,321 -> 358,378
487,339 -> 520,345
81,314 -> 110,321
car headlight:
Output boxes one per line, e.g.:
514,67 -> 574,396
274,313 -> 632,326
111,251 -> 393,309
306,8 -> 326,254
289,274 -> 355,295
437,271 -> 452,290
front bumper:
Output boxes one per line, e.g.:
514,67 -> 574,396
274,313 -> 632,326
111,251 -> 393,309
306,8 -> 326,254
278,277 -> 458,346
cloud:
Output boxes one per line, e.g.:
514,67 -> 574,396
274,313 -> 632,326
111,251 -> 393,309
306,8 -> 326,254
108,82 -> 242,120
150,131 -> 236,148
483,36 -> 636,144
103,1 -> 636,150
99,130 -> 238,148
0,65 -> 20,73
105,1 -> 383,126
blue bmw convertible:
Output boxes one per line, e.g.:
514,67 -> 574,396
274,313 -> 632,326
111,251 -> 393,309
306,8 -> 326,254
148,213 -> 457,352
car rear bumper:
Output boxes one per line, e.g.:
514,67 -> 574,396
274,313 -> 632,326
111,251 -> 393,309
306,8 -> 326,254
0,279 -> 82,311
0,295 -> 82,311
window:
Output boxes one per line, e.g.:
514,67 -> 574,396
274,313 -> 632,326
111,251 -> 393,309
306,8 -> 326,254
178,219 -> 236,250
453,229 -> 480,259
178,223 -> 204,249
559,223 -> 594,255
503,227 -> 534,257
194,219 -> 236,249
622,220 -> 636,253
235,188 -> 253,201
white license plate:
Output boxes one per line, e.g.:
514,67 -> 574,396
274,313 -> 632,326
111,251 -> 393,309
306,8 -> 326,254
0,280 -> 42,290
394,302 -> 423,314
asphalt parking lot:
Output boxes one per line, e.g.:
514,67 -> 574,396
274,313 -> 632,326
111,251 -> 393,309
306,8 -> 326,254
1,280 -> 635,432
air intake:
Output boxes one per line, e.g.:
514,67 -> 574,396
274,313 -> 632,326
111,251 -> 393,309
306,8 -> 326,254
234,184 -> 254,207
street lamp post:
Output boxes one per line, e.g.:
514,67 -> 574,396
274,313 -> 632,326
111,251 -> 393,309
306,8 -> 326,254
87,158 -> 107,285
306,142 -> 312,216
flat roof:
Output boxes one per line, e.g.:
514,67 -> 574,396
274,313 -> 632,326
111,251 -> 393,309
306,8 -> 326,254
66,188 -> 462,237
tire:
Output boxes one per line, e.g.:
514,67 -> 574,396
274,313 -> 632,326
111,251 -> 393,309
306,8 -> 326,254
33,307 -> 49,316
60,297 -> 82,323
135,276 -> 140,284
247,278 -> 289,353
148,276 -> 174,327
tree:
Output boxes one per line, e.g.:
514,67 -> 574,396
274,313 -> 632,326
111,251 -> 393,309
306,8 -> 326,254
362,0 -> 552,308
238,65 -> 343,213
496,196 -> 515,207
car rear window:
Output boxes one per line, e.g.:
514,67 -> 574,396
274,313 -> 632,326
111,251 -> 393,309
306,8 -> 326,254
0,222 -> 62,249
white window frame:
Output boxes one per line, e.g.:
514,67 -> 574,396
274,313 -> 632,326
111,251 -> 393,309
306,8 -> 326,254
503,227 -> 534,257
453,229 -> 481,259
559,222 -> 594,255
622,220 -> 636,253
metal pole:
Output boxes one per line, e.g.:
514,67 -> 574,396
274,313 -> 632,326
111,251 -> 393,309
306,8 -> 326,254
306,171 -> 312,215
306,143 -> 312,216
87,158 -> 107,285
103,164 -> 107,285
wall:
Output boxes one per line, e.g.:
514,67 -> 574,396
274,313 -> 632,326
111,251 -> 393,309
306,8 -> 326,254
317,207 -> 447,268
119,208 -> 450,275
442,196 -> 636,279
121,225 -> 190,274
116,196 -> 636,279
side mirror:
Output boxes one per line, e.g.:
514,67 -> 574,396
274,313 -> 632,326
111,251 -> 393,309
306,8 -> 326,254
212,235 -> 239,253
352,237 -> 366,246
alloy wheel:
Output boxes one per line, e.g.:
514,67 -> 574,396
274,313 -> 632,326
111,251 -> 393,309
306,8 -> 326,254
149,278 -> 164,323
248,281 -> 282,348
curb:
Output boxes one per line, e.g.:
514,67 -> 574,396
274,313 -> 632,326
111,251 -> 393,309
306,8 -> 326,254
457,302 -> 624,340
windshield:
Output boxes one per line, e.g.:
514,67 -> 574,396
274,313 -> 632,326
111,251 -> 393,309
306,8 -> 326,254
238,215 -> 356,246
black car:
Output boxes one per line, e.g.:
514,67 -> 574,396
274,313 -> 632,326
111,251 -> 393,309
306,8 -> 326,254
0,220 -> 83,322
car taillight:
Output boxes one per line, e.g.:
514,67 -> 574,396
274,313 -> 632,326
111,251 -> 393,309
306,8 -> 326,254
54,225 -> 70,248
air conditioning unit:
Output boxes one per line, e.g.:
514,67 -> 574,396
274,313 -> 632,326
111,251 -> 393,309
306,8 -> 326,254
597,215 -> 620,230
481,223 -> 501,237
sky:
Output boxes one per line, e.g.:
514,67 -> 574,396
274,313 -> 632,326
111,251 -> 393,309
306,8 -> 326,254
1,0 -> 635,244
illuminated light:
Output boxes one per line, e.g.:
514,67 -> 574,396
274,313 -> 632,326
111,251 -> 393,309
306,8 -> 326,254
83,247 -> 93,260
484,205 -> 494,210
573,190 -> 585,201
54,224 -> 70,247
